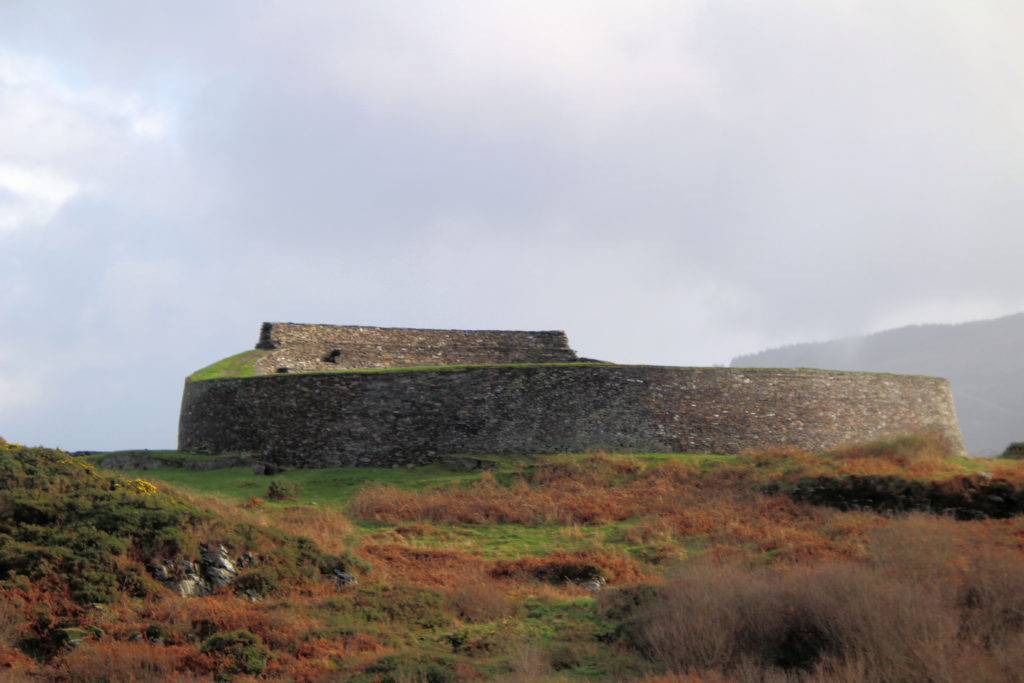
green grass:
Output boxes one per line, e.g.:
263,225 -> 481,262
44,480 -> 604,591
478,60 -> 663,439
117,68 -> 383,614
188,349 -> 269,381
113,451 -> 725,508
383,521 -> 616,559
114,461 -> 486,506
116,453 -> 725,575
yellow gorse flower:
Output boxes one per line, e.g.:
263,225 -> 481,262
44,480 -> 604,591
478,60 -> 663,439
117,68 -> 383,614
129,479 -> 158,495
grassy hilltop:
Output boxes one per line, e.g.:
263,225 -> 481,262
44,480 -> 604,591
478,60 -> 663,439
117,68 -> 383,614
5,437 -> 1024,680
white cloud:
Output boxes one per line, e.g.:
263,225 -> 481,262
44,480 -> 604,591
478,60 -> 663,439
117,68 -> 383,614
0,47 -> 171,232
0,338 -> 45,411
0,163 -> 79,232
0,372 -> 44,412
260,1 -> 713,138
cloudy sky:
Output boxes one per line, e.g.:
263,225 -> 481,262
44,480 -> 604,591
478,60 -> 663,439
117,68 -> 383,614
2,1 -> 1023,450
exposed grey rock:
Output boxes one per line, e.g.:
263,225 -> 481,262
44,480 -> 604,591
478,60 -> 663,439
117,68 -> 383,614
206,566 -> 236,588
148,545 -> 243,596
201,544 -> 237,572
173,577 -> 208,597
147,563 -> 169,582
332,570 -> 357,586
53,627 -> 91,647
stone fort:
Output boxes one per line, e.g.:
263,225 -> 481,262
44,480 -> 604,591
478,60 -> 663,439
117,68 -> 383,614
178,323 -> 966,467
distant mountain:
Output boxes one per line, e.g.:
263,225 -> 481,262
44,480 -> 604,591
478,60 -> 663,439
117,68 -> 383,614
731,313 -> 1024,455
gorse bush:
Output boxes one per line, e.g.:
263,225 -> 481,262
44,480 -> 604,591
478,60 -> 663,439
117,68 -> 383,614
0,446 -> 194,603
0,444 -> 359,676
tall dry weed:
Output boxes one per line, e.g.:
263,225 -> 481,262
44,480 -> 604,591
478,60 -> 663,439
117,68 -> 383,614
867,512 -> 967,582
503,642 -> 552,681
789,563 -> 956,681
55,641 -> 193,682
633,563 -> 790,673
957,548 -> 1024,652
629,561 -> 959,682
0,598 -> 24,648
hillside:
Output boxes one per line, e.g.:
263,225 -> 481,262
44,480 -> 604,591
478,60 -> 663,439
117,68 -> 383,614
731,312 -> 1024,455
7,438 -> 1024,680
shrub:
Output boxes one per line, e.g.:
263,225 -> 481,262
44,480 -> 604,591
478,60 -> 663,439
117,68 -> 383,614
790,473 -> 1024,519
201,629 -> 270,676
451,578 -> 512,623
233,568 -> 280,597
267,478 -> 299,501
1002,443 -> 1024,459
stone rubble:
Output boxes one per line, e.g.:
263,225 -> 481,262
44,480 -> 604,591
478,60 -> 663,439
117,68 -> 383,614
145,544 -> 355,598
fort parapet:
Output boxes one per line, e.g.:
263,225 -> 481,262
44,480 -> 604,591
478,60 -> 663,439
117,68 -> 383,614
178,324 -> 966,466
251,322 -> 579,374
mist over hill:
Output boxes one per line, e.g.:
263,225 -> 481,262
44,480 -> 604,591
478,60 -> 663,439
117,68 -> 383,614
731,313 -> 1024,455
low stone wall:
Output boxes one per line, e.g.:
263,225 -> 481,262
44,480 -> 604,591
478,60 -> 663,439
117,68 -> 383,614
178,366 -> 965,467
251,323 -> 579,374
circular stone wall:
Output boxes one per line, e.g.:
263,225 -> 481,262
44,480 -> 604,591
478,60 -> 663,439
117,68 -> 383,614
178,365 -> 965,467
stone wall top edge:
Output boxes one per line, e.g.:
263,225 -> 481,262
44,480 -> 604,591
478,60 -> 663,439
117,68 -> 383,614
187,363 -> 953,385
262,322 -> 570,335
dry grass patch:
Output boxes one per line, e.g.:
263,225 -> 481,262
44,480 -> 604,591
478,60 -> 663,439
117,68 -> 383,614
491,549 -> 647,585
359,544 -> 490,588
163,486 -> 355,556
348,459 -> 885,566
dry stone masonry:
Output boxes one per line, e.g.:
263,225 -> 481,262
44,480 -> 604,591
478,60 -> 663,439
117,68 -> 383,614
178,323 -> 966,466
252,322 -> 580,374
